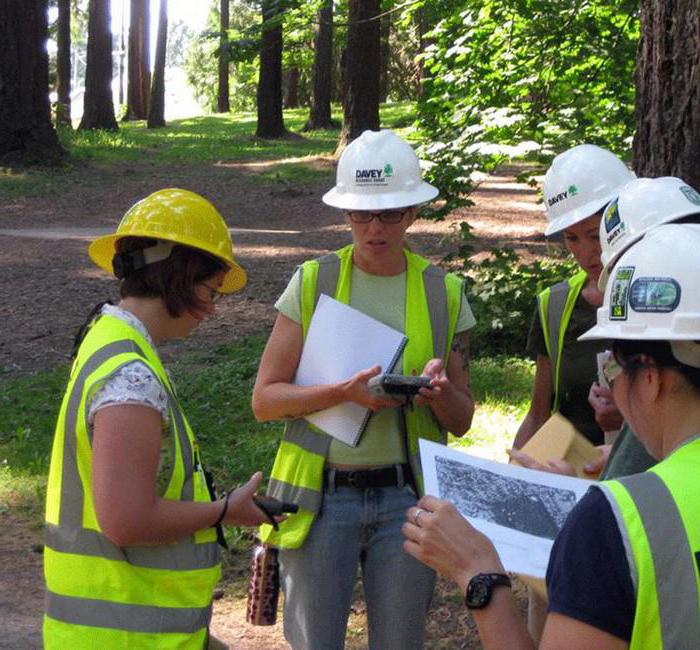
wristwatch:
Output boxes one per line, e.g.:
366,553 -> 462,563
465,572 -> 512,609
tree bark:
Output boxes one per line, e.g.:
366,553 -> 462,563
124,0 -> 150,121
283,67 -> 301,108
0,0 -> 63,163
255,0 -> 287,138
56,0 -> 72,127
633,0 -> 700,187
217,0 -> 230,113
147,0 -> 168,128
336,0 -> 381,153
305,0 -> 334,130
79,0 -> 118,130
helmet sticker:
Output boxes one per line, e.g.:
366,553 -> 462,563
568,184 -> 579,197
603,198 -> 626,246
609,266 -> 634,321
355,164 -> 392,186
680,185 -> 700,206
629,277 -> 681,313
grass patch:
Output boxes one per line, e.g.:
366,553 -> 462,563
0,338 -> 532,533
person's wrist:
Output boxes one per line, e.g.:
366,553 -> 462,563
212,491 -> 230,528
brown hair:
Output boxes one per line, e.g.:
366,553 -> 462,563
116,237 -> 226,317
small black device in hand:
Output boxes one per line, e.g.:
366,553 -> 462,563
367,373 -> 432,404
253,495 -> 299,530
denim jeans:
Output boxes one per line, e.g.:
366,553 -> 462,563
279,481 -> 436,650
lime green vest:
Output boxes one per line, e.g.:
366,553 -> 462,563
599,437 -> 700,648
537,270 -> 587,412
43,314 -> 220,649
260,245 -> 464,549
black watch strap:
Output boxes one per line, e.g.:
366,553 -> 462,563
465,572 -> 512,610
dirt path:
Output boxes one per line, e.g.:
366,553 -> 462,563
0,159 -> 545,648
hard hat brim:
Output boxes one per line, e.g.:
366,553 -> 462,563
321,182 -> 439,211
88,232 -> 247,294
544,194 -> 614,236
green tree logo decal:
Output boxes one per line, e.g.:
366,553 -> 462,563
383,163 -> 394,177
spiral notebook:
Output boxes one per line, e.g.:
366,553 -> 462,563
294,294 -> 407,447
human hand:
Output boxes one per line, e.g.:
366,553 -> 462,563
403,495 -> 504,592
583,444 -> 612,476
588,382 -> 623,432
224,472 -> 286,527
343,365 -> 403,411
413,358 -> 453,408
507,448 -> 577,477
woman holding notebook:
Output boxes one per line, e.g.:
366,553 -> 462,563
252,129 -> 475,649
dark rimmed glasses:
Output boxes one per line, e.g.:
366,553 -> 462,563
345,209 -> 410,224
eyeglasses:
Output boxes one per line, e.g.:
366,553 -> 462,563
199,282 -> 224,304
345,209 -> 409,224
600,351 -> 624,388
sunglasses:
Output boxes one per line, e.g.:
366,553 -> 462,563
600,351 -> 624,389
345,209 -> 409,224
199,282 -> 224,304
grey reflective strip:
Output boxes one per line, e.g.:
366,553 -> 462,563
60,340 -> 146,528
607,474 -> 700,646
45,524 -> 219,571
598,485 -> 639,592
545,279 -> 570,364
267,478 -> 323,512
315,252 -> 341,307
163,385 -> 194,501
283,419 -> 332,456
46,591 -> 211,634
422,265 -> 449,358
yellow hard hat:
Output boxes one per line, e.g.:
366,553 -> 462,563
88,188 -> 246,293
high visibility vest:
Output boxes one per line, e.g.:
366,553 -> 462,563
599,437 -> 700,648
260,244 -> 465,549
43,314 -> 220,649
536,270 -> 587,412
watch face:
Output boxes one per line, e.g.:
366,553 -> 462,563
467,576 -> 491,608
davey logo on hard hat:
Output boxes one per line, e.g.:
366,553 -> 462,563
610,266 -> 634,321
629,277 -> 681,313
680,185 -> 700,206
568,185 -> 579,197
355,164 -> 392,186
603,198 -> 625,245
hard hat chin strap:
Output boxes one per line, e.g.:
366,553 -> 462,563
112,240 -> 175,279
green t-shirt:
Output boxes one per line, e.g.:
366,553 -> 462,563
276,264 -> 475,466
600,423 -> 657,479
526,290 -> 609,445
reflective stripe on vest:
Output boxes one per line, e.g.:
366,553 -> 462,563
599,438 -> 700,648
43,316 -> 220,647
537,270 -> 587,412
261,245 -> 464,548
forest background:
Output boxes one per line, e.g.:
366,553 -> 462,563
1,0 -> 699,647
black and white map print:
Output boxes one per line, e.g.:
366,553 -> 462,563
436,457 -> 578,540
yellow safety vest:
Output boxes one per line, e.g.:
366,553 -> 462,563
260,245 -> 465,549
43,314 -> 220,649
599,437 -> 700,648
537,270 -> 587,412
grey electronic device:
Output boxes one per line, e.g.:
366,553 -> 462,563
367,373 -> 431,403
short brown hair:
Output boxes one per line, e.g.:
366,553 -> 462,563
116,237 -> 226,317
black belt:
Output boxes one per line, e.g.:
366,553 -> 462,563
325,464 -> 410,489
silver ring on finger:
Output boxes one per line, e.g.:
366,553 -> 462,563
413,508 -> 424,526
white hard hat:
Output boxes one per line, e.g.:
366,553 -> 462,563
322,129 -> 439,210
580,224 -> 700,348
543,144 -> 636,236
598,177 -> 700,290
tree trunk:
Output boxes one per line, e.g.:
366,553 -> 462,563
147,0 -> 168,128
124,0 -> 150,121
378,9 -> 391,103
283,67 -> 300,108
336,0 -> 381,153
633,0 -> 700,187
255,0 -> 286,138
0,0 -> 63,163
80,0 -> 118,130
217,0 -> 230,113
56,0 -> 72,127
305,0 -> 334,130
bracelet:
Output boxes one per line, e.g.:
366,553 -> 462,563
212,491 -> 230,528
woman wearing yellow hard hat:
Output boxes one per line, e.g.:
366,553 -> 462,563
43,188 -> 274,648
252,130 -> 476,649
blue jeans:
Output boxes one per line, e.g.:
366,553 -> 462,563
279,481 -> 436,650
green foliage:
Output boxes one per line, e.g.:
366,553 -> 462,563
464,247 -> 579,357
411,0 -> 639,220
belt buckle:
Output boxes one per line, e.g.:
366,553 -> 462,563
346,470 -> 366,488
